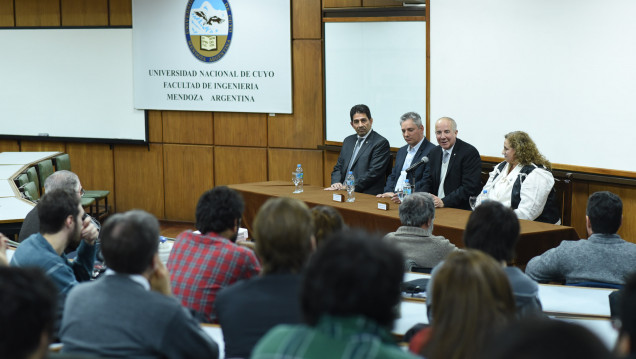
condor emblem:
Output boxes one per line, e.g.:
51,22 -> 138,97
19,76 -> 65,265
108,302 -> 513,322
185,0 -> 233,63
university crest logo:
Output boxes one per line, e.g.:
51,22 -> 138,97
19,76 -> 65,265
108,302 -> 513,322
185,0 -> 233,63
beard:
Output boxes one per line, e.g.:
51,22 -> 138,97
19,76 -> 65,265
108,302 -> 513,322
228,230 -> 239,243
67,220 -> 82,248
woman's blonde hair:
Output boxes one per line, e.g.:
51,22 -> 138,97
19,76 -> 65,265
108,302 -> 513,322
505,131 -> 551,169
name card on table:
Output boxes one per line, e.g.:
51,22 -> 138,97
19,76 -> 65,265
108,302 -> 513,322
377,201 -> 390,211
332,193 -> 344,202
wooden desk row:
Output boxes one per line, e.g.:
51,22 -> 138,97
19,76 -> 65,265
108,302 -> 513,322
229,181 -> 580,266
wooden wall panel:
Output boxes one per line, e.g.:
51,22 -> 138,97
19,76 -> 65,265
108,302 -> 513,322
214,112 -> 267,147
109,0 -> 132,26
20,141 -> 66,153
113,144 -> 164,218
162,111 -> 213,145
589,183 -> 636,244
0,0 -> 14,26
66,143 -> 115,210
323,0 -> 361,7
214,147 -> 267,186
363,0 -> 402,6
268,40 -> 323,149
324,150 -> 339,187
0,140 -> 19,152
293,0 -> 321,39
269,148 -> 323,187
571,181 -> 589,239
61,0 -> 108,26
163,144 -> 214,221
147,110 -> 163,143
15,0 -> 60,26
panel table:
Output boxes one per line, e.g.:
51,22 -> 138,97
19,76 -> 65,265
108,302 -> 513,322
229,181 -> 580,265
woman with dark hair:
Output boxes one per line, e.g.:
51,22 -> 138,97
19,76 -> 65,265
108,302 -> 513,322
477,131 -> 559,223
410,250 -> 516,359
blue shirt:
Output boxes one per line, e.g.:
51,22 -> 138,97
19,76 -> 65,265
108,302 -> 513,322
10,233 -> 96,294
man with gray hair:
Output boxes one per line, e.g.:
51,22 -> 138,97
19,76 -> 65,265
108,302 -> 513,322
378,111 -> 435,200
383,192 -> 457,271
18,170 -> 98,243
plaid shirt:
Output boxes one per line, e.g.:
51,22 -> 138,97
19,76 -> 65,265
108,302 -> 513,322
167,230 -> 261,323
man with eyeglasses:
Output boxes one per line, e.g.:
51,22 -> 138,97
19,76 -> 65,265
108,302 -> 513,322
18,170 -> 99,243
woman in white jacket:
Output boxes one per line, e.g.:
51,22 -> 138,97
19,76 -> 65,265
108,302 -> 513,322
478,131 -> 559,223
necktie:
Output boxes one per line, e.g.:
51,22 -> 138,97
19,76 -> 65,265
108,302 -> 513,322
347,138 -> 364,172
443,150 -> 450,164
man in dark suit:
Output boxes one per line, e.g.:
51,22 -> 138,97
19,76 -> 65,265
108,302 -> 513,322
377,112 -> 435,200
419,117 -> 481,210
325,104 -> 391,195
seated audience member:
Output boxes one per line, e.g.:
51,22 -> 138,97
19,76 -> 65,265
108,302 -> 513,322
616,273 -> 636,358
477,131 -> 559,223
463,201 -> 542,316
19,170 -> 99,244
252,230 -> 418,359
411,250 -> 516,359
0,267 -> 57,359
60,210 -> 219,358
216,197 -> 315,358
377,111 -> 435,199
525,191 -> 636,285
480,318 -> 613,359
10,189 -> 96,336
384,192 -> 456,271
310,205 -> 345,247
167,186 -> 261,322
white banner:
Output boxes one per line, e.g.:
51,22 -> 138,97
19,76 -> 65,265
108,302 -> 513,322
133,0 -> 292,113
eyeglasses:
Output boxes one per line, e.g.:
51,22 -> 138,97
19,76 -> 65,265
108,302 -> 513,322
79,188 -> 85,197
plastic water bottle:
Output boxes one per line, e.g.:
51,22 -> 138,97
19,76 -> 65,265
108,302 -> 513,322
345,171 -> 355,202
477,189 -> 488,206
403,179 -> 412,197
293,164 -> 304,193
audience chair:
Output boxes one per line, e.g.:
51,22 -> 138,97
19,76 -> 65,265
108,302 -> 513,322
25,167 -> 40,196
14,173 -> 29,188
53,153 -> 71,171
36,159 -> 55,194
19,181 -> 40,202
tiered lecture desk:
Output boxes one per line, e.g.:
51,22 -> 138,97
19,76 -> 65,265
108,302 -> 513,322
0,152 -> 62,237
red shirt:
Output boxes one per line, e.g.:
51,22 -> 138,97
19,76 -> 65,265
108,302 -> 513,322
167,230 -> 261,323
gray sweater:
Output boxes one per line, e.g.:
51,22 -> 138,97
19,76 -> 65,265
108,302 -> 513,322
384,226 -> 457,270
60,274 -> 218,359
525,233 -> 636,285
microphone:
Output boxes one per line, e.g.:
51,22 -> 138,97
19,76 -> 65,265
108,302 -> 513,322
405,156 -> 429,173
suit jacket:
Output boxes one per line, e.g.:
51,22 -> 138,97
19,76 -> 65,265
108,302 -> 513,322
331,130 -> 391,195
419,138 -> 482,210
384,138 -> 436,193
215,274 -> 302,358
